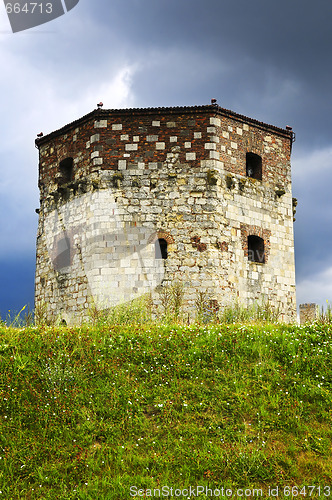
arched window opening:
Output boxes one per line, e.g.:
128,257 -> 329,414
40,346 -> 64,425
155,238 -> 168,260
54,236 -> 71,270
59,157 -> 74,184
248,235 -> 265,263
246,152 -> 262,180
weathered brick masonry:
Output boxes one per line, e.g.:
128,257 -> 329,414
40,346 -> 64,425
35,103 -> 296,324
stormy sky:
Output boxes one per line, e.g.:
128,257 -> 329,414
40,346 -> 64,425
0,0 -> 331,319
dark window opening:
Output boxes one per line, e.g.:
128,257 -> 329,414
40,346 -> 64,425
248,235 -> 265,263
54,236 -> 71,270
246,153 -> 262,180
155,238 -> 168,260
59,157 -> 74,184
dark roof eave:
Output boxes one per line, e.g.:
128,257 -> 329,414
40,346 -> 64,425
35,104 -> 293,147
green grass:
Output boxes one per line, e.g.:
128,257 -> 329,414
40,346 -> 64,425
0,321 -> 332,498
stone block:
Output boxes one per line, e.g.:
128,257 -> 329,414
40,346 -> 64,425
94,120 -> 107,128
186,153 -> 196,161
118,160 -> 127,170
125,144 -> 138,151
210,117 -> 221,127
90,134 -> 100,143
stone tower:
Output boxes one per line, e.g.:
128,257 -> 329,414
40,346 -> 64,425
35,103 -> 296,324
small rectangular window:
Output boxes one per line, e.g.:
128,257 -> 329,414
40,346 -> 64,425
246,152 -> 262,180
248,235 -> 265,263
155,238 -> 168,259
59,157 -> 74,184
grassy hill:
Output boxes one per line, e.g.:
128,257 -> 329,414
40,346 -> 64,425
0,320 -> 331,499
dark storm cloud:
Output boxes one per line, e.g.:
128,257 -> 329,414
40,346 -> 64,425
91,0 -> 332,85
293,149 -> 332,275
0,256 -> 35,318
81,0 -> 332,147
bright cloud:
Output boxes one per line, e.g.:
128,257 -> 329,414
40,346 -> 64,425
292,146 -> 332,180
0,23 -> 138,257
